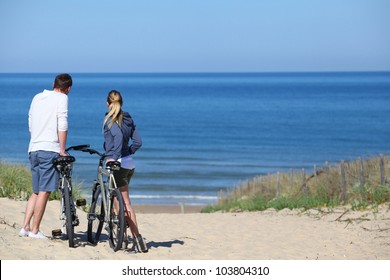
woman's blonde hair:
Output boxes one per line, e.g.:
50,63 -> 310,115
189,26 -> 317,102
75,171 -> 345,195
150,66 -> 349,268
104,90 -> 123,128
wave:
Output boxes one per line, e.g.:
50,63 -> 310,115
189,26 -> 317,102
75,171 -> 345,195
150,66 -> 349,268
132,194 -> 217,200
130,194 -> 218,206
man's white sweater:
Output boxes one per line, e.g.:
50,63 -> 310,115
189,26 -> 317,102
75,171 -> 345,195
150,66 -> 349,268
28,89 -> 68,153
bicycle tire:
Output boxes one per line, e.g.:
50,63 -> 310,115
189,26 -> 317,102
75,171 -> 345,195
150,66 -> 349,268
63,179 -> 75,248
87,186 -> 105,244
108,188 -> 125,252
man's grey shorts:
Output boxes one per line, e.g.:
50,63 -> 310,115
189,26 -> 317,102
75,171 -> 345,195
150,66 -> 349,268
29,151 -> 59,193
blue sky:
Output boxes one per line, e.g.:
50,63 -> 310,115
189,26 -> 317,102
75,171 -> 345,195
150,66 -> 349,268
0,0 -> 389,73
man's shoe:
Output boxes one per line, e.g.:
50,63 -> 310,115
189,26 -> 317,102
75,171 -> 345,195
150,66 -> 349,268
28,231 -> 48,239
19,228 -> 29,237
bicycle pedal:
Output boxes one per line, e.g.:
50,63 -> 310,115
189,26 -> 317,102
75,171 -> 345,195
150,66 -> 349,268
76,198 -> 86,207
72,219 -> 80,226
87,213 -> 96,221
52,229 -> 62,238
122,239 -> 129,250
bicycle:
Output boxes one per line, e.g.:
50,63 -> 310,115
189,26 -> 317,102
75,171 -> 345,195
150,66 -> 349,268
81,147 -> 126,252
52,144 -> 89,248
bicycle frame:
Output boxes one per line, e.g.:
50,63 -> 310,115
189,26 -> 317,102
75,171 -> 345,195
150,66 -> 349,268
58,163 -> 76,226
83,148 -> 121,220
83,147 -> 125,251
96,164 -> 119,224
52,144 -> 89,247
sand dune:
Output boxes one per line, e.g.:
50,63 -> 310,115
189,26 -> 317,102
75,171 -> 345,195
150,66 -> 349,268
0,198 -> 389,260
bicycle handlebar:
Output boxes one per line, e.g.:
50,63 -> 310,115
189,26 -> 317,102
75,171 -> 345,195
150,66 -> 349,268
79,146 -> 121,170
65,144 -> 90,152
80,147 -> 104,156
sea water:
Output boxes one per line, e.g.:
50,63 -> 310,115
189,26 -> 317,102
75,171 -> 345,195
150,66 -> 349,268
0,72 -> 389,205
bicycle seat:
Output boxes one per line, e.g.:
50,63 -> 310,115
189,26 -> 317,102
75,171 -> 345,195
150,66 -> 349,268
106,161 -> 121,171
53,156 -> 76,165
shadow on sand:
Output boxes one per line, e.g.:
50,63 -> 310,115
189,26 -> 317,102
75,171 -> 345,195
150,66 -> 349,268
53,230 -> 185,252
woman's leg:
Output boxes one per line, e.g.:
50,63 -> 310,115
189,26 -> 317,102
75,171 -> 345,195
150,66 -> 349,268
119,184 -> 140,238
116,168 -> 148,252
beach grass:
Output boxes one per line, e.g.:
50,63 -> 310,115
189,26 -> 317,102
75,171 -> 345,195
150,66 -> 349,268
202,155 -> 390,213
0,161 -> 32,200
0,161 -> 83,201
1,157 -> 389,214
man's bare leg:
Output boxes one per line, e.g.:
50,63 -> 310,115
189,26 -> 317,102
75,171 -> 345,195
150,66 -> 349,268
22,193 -> 38,231
30,192 -> 51,234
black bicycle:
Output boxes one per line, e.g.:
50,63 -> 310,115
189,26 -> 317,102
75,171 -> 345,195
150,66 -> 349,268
81,147 -> 126,252
52,144 -> 89,248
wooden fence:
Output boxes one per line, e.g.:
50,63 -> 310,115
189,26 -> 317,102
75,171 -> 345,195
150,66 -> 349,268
218,154 -> 389,204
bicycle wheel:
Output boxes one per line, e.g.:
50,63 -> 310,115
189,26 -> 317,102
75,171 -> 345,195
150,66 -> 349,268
63,179 -> 75,248
87,186 -> 105,244
108,188 -> 125,251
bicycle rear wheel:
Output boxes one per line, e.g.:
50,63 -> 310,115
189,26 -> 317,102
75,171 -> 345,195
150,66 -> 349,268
63,179 -> 75,248
108,188 -> 125,252
87,186 -> 105,244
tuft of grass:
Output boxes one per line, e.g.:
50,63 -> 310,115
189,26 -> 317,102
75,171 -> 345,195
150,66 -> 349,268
0,161 -> 84,202
0,162 -> 32,200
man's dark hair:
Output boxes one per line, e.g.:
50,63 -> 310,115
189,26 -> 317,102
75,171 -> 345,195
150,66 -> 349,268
53,73 -> 73,91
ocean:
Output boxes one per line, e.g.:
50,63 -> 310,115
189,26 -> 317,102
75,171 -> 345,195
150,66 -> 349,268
0,72 -> 389,205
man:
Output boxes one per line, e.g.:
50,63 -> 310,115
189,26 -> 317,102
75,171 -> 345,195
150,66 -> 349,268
19,73 -> 72,239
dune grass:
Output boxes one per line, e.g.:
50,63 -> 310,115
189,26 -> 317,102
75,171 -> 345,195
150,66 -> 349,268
1,157 -> 389,214
0,161 -> 83,201
202,155 -> 390,213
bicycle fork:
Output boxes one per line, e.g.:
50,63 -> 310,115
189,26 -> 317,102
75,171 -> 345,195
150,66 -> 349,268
55,178 -> 81,235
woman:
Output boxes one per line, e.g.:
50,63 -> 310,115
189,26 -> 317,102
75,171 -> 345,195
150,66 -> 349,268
103,89 -> 148,253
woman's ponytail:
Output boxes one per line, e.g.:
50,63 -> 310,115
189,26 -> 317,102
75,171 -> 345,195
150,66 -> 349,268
104,90 -> 123,128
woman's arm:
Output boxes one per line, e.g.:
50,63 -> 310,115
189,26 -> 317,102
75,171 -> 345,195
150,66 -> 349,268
129,129 -> 142,154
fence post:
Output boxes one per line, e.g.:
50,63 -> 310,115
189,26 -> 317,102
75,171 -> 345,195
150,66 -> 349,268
324,161 -> 330,173
265,173 -> 273,194
276,171 -> 280,197
380,154 -> 385,185
302,168 -> 307,195
289,168 -> 293,194
259,176 -> 264,195
324,161 -> 330,189
359,157 -> 365,186
340,161 -> 347,203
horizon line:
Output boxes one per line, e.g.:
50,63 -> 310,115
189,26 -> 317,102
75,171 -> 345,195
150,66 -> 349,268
1,70 -> 390,75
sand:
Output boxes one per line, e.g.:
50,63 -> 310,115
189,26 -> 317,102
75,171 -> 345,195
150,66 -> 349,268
0,197 -> 389,260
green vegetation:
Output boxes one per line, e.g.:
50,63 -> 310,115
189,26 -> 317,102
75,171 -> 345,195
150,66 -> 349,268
202,155 -> 390,213
0,161 -> 83,201
1,156 -> 389,214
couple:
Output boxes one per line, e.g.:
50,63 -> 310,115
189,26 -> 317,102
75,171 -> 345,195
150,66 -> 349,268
20,73 -> 148,253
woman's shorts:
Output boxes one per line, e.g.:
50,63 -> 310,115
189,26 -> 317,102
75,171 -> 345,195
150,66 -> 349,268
29,151 -> 59,193
113,168 -> 135,188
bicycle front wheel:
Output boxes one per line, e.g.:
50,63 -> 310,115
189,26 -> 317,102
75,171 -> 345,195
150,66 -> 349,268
87,186 -> 105,244
63,179 -> 75,248
108,188 -> 125,252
